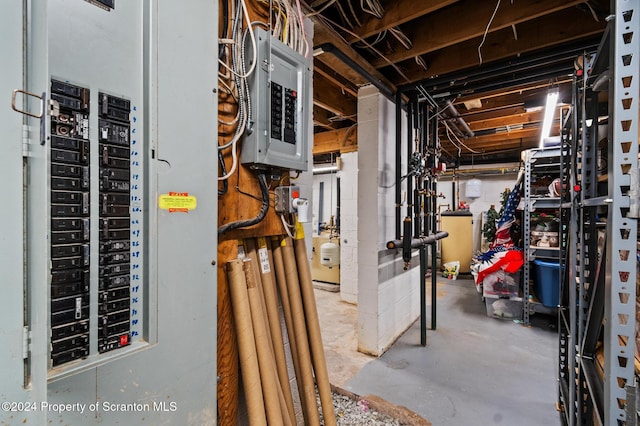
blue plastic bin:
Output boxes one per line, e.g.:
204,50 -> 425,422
533,259 -> 560,307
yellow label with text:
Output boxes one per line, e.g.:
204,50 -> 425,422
158,193 -> 197,212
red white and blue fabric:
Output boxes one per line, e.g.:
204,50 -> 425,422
491,182 -> 521,248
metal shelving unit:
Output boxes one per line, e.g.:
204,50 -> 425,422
523,148 -> 563,326
558,1 -> 639,424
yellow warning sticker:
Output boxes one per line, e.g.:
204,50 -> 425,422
158,192 -> 197,212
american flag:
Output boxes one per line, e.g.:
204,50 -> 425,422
491,182 -> 521,248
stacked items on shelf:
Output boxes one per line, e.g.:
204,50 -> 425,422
522,148 -> 563,325
472,174 -> 525,320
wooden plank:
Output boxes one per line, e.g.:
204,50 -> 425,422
372,0 -> 587,68
314,62 -> 359,98
217,240 -> 239,426
313,73 -> 357,117
390,10 -> 604,84
313,126 -> 358,155
348,0 -> 459,41
465,110 -> 544,132
311,15 -> 396,90
313,106 -> 338,130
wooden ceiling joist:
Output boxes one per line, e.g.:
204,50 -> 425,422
391,14 -> 604,86
371,0 -> 587,68
313,126 -> 357,155
313,73 -> 357,118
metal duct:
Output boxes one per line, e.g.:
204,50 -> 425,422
444,100 -> 474,138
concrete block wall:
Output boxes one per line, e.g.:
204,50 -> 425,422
356,85 -> 420,356
339,152 -> 358,304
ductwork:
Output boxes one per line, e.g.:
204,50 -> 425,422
443,100 -> 474,138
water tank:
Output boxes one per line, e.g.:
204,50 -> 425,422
320,241 -> 340,268
465,178 -> 482,198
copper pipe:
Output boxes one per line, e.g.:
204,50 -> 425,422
226,260 -> 266,426
293,237 -> 337,426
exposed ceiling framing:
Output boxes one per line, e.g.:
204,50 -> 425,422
307,0 -> 609,165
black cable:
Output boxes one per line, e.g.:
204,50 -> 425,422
218,150 -> 228,196
218,172 -> 269,235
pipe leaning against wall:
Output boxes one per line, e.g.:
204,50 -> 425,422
243,260 -> 287,426
280,237 -> 321,426
293,236 -> 337,426
227,259 -> 267,426
259,238 -> 296,423
247,238 -> 296,424
271,238 -> 307,421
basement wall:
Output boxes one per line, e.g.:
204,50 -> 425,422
356,85 -> 420,356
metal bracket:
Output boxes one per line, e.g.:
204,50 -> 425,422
11,89 -> 44,118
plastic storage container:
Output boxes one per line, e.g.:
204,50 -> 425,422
483,270 -> 520,297
485,295 -> 523,320
533,259 -> 560,307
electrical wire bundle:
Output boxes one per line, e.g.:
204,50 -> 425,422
218,0 -> 258,186
256,0 -> 310,57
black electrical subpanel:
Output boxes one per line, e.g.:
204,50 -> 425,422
97,91 -> 131,354
283,88 -> 297,144
270,82 -> 283,141
49,80 -> 91,367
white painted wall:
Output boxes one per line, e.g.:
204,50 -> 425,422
356,85 -> 419,356
311,171 -> 339,235
437,169 -> 520,252
338,152 -> 358,304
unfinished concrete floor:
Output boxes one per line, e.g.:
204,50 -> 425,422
315,277 -> 560,426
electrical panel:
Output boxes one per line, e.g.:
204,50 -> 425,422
48,81 -> 136,369
241,27 -> 310,171
49,80 -> 92,367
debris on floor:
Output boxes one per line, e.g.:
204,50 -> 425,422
318,387 -> 431,426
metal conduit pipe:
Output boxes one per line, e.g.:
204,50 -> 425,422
314,43 -> 395,101
386,231 -> 449,250
444,100 -> 474,138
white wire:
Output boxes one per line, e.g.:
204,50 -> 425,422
477,0 -> 501,65
218,0 -> 258,79
280,214 -> 296,239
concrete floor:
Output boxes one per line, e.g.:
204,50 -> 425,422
315,277 -> 560,426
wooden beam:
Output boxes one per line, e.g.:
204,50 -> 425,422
372,0 -> 587,68
311,16 -> 396,91
313,106 -> 338,130
389,9 -> 604,84
465,110 -> 544,132
442,124 -> 560,149
348,0 -> 459,41
314,62 -> 358,98
313,126 -> 358,155
313,73 -> 357,117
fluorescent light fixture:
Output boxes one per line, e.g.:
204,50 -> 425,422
539,90 -> 559,148
312,165 -> 338,174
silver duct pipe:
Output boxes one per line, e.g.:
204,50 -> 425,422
444,100 -> 474,138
